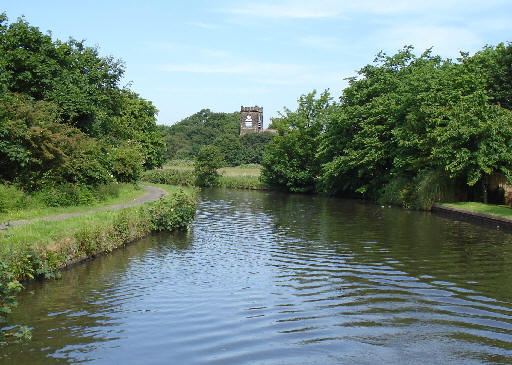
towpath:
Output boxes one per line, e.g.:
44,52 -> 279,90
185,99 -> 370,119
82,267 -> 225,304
0,185 -> 167,231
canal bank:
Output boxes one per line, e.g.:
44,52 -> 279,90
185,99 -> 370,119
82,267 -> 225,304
0,184 -> 197,328
432,203 -> 512,230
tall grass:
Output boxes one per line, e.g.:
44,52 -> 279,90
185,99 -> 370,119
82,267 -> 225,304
142,163 -> 265,190
378,170 -> 458,210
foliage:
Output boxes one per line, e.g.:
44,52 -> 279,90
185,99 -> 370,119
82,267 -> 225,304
160,109 -> 239,160
0,260 -> 22,319
261,90 -> 334,192
0,183 -> 134,225
111,142 -> 145,183
0,14 -> 165,188
218,175 -> 265,190
194,146 -> 224,187
160,108 -> 275,165
142,164 -> 265,189
239,132 -> 275,164
213,134 -> 242,166
149,189 -> 197,231
259,44 -> 512,208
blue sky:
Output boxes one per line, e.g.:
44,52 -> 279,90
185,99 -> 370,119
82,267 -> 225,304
2,1 -> 511,126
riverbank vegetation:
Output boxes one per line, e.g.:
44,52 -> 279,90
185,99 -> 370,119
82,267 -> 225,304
0,186 -> 196,337
0,13 -> 191,339
141,159 -> 264,189
261,44 -> 512,210
0,183 -> 144,222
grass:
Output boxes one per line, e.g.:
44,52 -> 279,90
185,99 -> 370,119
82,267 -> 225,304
0,184 -> 197,249
441,202 -> 512,220
146,161 -> 265,190
0,184 -> 145,222
0,210 -> 123,249
219,164 -> 261,177
141,182 -> 198,195
0,185 -> 198,281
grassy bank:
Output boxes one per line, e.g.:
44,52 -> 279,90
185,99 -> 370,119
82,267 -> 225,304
0,183 -> 145,222
0,186 -> 197,333
0,185 -> 196,280
142,161 -> 265,190
441,202 -> 512,221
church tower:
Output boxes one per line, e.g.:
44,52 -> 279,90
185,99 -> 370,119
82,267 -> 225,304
240,106 -> 263,135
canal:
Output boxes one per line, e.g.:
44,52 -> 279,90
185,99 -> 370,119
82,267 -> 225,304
3,189 -> 512,364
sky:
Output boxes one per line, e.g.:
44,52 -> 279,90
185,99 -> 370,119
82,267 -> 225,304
2,1 -> 512,126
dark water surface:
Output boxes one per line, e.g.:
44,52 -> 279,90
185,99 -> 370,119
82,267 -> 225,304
3,189 -> 512,364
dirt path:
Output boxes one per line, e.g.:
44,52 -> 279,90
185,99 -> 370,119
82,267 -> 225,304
0,185 -> 167,231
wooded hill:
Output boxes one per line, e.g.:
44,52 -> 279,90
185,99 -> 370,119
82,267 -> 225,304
160,109 -> 274,166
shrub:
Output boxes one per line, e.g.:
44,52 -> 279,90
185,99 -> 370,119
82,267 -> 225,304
93,183 -> 121,201
414,169 -> 458,210
149,189 -> 197,231
111,142 -> 145,183
194,146 -> 223,187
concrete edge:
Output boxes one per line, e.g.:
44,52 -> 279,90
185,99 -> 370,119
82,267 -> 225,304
431,204 -> 512,229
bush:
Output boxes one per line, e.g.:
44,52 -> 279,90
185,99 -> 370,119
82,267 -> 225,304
35,184 -> 90,207
93,183 -> 121,201
34,183 -> 123,208
414,169 -> 458,210
111,142 -> 145,183
149,189 -> 197,231
194,146 -> 224,187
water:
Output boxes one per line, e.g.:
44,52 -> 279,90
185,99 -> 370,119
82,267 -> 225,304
3,189 -> 512,364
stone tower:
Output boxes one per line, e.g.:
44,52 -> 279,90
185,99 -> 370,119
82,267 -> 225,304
240,106 -> 263,135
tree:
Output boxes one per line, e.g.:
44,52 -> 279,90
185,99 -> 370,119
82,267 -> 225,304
194,146 -> 224,187
239,132 -> 275,164
213,134 -> 242,166
159,109 -> 240,160
261,90 -> 333,192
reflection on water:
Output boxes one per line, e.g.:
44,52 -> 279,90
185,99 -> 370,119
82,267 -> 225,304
3,189 -> 512,364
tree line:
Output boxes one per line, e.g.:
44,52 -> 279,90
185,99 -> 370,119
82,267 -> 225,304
159,108 -> 275,166
0,14 -> 165,190
261,44 -> 512,209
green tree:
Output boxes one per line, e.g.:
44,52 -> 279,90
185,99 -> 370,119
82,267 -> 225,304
213,134 -> 242,166
239,132 -> 275,164
261,90 -> 333,192
194,145 -> 224,187
160,109 -> 240,160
